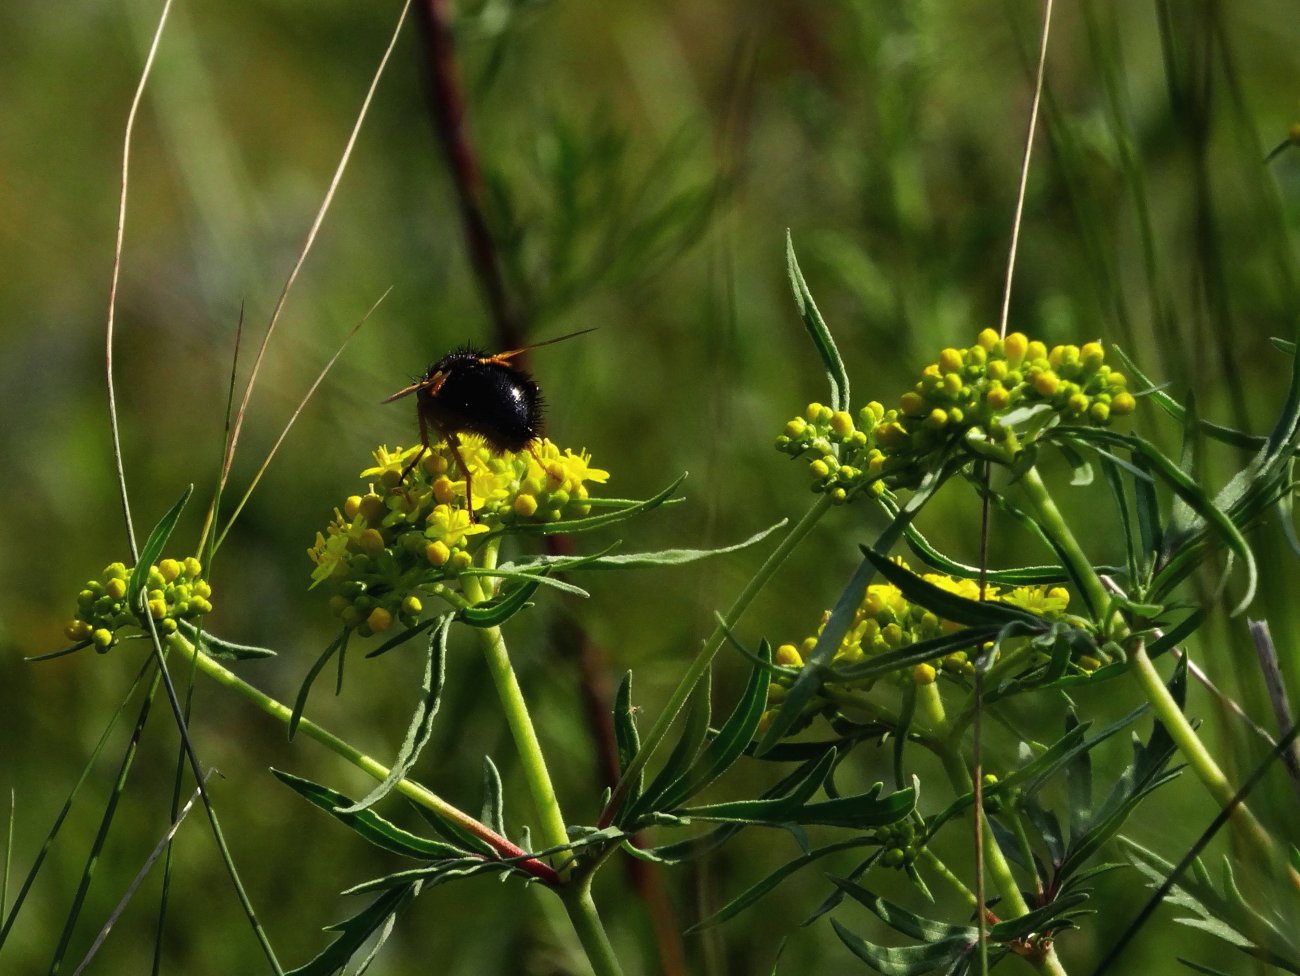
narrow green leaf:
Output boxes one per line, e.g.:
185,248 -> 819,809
987,892 -> 1090,940
830,919 -> 974,976
507,519 -> 787,573
830,625 -> 1003,683
127,485 -> 194,609
364,616 -> 440,659
653,641 -> 772,812
459,566 -> 590,597
459,577 -> 543,628
786,231 -> 849,413
334,615 -> 450,814
1075,428 -> 1257,613
480,756 -> 505,837
612,673 -> 642,811
626,676 -> 712,824
684,836 -> 876,933
828,877 -> 976,942
176,620 -> 276,660
24,641 -> 93,663
286,882 -> 421,976
496,474 -> 686,535
1110,344 -> 1265,450
289,628 -> 349,740
272,770 -> 463,861
860,548 -> 1044,627
680,779 -> 915,829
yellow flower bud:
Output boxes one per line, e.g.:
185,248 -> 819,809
913,663 -> 937,685
1033,370 -> 1060,397
1003,332 -> 1029,362
105,578 -> 127,600
938,348 -> 963,373
976,328 -> 999,350
425,541 -> 451,566
1111,391 -> 1136,415
367,607 -> 393,633
899,391 -> 926,417
775,643 -> 803,667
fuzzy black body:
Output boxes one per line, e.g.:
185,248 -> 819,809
416,347 -> 544,452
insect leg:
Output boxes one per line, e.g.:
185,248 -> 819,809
400,409 -> 433,482
444,430 -> 478,523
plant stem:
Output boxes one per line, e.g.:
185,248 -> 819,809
601,493 -> 833,825
561,878 -> 625,976
917,847 -> 976,907
1129,639 -> 1288,875
938,747 -> 1069,976
162,632 -> 556,881
473,622 -> 571,856
1016,466 -> 1110,622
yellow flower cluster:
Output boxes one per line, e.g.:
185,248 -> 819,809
64,558 -> 212,652
763,563 -> 1071,729
308,438 -> 609,634
776,330 -> 1135,494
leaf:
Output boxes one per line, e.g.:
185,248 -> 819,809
859,548 -> 1044,628
684,836 -> 876,933
290,629 -> 349,740
755,485 -> 950,755
333,615 -> 450,814
649,640 -> 772,813
364,616 -> 440,659
1073,428 -> 1257,613
497,475 -> 686,535
1110,344 -> 1265,450
176,620 -> 276,660
625,676 -> 711,824
272,770 -> 464,861
480,756 -> 505,837
831,918 -> 976,976
127,485 -> 194,610
828,877 -> 976,943
612,672 -> 642,810
505,519 -> 786,572
786,231 -> 850,413
286,882 -> 421,976
679,778 -> 915,829
460,575 -> 545,628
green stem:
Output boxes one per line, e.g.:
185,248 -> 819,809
459,558 -> 570,858
163,632 -> 553,878
1016,466 -> 1110,625
560,879 -> 625,976
474,622 -> 571,855
1129,639 -> 1278,864
917,847 -> 976,907
915,679 -> 948,734
601,493 -> 833,825
939,747 -> 1069,976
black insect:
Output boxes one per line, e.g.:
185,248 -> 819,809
384,328 -> 594,518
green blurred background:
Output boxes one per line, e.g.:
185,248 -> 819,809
3,1 -> 1300,973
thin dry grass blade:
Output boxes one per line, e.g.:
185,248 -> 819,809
106,0 -> 175,561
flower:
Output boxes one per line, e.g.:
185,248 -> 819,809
310,437 -> 610,632
65,558 -> 213,652
763,560 -> 1084,736
777,331 -> 1135,496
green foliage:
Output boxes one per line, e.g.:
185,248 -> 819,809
11,3 -> 1300,975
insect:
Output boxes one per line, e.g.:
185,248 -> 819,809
383,328 -> 595,519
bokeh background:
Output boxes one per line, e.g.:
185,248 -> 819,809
3,1 -> 1300,973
